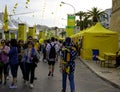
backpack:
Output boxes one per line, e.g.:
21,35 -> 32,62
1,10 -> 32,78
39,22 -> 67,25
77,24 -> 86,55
49,43 -> 56,59
62,46 -> 71,62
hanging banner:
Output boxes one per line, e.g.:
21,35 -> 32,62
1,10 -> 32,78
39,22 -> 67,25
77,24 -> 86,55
18,23 -> 27,42
3,5 -> 8,32
28,27 -> 35,38
39,31 -> 45,39
11,33 -> 15,39
66,26 -> 74,36
66,14 -> 75,36
4,32 -> 9,40
33,25 -> 36,38
67,14 -> 75,26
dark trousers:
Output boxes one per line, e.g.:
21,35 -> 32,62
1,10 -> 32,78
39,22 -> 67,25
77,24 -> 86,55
62,72 -> 75,92
116,56 -> 120,66
25,63 -> 35,84
10,64 -> 18,78
0,63 -> 9,75
19,62 -> 26,80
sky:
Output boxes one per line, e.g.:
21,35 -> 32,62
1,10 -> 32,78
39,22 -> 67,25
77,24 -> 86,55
0,0 -> 112,28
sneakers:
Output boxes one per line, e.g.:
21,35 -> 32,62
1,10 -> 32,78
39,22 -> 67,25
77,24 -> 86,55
25,81 -> 29,86
51,73 -> 53,77
48,71 -> 51,76
29,84 -> 34,88
48,71 -> 54,77
9,84 -> 17,89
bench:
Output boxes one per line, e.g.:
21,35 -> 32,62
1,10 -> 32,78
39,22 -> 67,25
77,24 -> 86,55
96,56 -> 106,67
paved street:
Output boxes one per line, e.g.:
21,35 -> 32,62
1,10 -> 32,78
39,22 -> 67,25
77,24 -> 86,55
0,57 -> 120,92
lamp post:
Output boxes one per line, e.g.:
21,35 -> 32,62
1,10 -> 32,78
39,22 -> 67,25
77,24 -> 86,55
61,1 -> 76,15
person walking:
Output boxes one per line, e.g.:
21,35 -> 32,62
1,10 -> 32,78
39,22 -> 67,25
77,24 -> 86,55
46,37 -> 59,77
0,40 -> 10,85
60,37 -> 77,92
18,40 -> 26,82
8,39 -> 18,89
23,41 -> 40,88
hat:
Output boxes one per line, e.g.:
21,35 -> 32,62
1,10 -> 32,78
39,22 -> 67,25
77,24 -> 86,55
65,37 -> 71,46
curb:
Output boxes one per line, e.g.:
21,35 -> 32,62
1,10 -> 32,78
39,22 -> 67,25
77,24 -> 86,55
79,58 -> 120,89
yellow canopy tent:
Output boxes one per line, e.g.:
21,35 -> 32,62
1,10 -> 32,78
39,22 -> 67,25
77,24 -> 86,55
81,23 -> 118,60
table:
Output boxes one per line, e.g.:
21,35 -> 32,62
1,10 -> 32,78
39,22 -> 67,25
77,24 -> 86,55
104,52 -> 116,67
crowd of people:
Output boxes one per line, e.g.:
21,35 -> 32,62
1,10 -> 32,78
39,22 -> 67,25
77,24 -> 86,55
0,36 -> 77,92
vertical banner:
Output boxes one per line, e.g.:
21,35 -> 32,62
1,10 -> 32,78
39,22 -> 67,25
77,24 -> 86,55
39,31 -> 45,39
66,26 -> 74,36
3,5 -> 8,32
66,14 -> 75,36
67,14 -> 75,26
18,23 -> 27,42
33,25 -> 36,38
4,32 -> 9,40
28,27 -> 36,38
11,33 -> 15,39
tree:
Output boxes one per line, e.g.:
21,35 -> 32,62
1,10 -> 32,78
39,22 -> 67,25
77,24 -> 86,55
75,11 -> 86,30
75,11 -> 92,30
88,7 -> 107,25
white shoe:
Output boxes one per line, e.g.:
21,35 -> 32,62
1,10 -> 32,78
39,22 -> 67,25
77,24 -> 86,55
29,84 -> 34,88
25,81 -> 29,86
9,84 -> 17,89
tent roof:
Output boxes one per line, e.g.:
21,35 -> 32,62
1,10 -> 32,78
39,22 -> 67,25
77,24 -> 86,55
84,23 -> 117,34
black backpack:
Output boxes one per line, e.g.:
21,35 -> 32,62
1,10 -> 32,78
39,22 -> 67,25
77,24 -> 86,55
49,43 -> 56,59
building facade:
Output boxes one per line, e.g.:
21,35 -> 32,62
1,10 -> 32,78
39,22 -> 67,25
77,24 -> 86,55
110,0 -> 120,35
101,8 -> 112,29
109,0 -> 120,46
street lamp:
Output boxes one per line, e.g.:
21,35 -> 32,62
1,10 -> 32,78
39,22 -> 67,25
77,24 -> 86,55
61,1 -> 76,15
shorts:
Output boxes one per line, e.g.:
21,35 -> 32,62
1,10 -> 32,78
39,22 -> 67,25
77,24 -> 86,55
10,64 -> 18,78
48,60 -> 55,66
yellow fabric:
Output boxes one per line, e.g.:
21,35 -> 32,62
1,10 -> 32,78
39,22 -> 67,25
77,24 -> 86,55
67,15 -> 75,26
66,27 -> 74,36
3,5 -> 8,32
28,27 -> 36,38
34,42 -> 39,50
81,23 -> 118,60
18,24 -> 27,42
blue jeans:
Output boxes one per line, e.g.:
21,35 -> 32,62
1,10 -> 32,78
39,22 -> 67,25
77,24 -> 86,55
62,72 -> 75,92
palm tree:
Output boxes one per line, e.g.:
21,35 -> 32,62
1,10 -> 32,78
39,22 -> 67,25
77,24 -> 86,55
75,11 -> 92,30
75,11 -> 86,21
75,11 -> 86,30
88,7 -> 107,24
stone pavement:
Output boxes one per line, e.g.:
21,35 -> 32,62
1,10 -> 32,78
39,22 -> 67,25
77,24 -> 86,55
80,58 -> 120,88
0,56 -> 120,92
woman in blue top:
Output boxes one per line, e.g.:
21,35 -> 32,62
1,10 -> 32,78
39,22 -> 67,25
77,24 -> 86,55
23,41 -> 40,88
9,39 -> 18,89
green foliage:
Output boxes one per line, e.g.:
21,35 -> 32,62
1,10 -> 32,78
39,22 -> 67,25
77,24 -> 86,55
75,7 -> 107,30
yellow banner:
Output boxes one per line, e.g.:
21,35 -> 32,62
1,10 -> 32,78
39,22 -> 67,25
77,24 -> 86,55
28,27 -> 36,38
18,23 -> 27,42
67,14 -> 75,26
3,5 -> 8,32
66,26 -> 74,36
